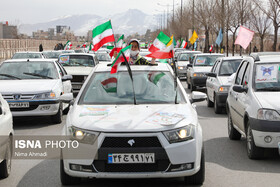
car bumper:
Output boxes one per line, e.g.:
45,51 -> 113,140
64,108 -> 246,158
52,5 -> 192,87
61,128 -> 203,179
250,118 -> 280,148
8,100 -> 60,117
215,92 -> 228,107
178,69 -> 187,78
191,77 -> 207,87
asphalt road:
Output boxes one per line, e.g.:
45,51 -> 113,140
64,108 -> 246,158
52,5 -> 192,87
0,82 -> 280,187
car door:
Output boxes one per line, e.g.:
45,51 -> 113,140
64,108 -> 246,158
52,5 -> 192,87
207,60 -> 220,101
228,61 -> 248,128
56,61 -> 72,94
186,56 -> 195,84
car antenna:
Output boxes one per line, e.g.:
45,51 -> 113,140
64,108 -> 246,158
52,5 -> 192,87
172,52 -> 178,104
121,50 -> 137,105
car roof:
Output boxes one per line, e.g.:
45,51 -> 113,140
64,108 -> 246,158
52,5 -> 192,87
218,56 -> 243,60
58,53 -> 96,57
179,51 -> 202,54
3,59 -> 56,63
94,63 -> 172,72
194,53 -> 224,56
14,51 -> 43,54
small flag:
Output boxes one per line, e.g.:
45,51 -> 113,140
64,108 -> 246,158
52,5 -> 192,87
109,35 -> 124,58
189,30 -> 198,45
64,40 -> 72,50
149,31 -> 171,52
234,26 -> 254,49
215,28 -> 223,46
148,72 -> 165,85
92,20 -> 115,51
111,45 -> 131,74
146,35 -> 174,59
180,40 -> 188,48
101,77 -> 117,93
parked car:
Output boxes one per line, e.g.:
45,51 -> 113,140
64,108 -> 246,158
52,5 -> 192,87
12,52 -> 45,59
58,53 -> 99,96
226,54 -> 280,159
60,63 -> 206,186
0,59 -> 73,124
176,51 -> 202,79
0,93 -> 13,179
186,53 -> 224,91
206,56 -> 243,113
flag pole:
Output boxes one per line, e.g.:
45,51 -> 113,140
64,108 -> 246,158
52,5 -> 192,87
121,50 -> 137,105
109,19 -> 117,48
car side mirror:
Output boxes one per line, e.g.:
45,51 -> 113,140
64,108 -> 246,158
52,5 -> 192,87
233,85 -> 248,93
187,64 -> 193,68
207,72 -> 217,77
190,91 -> 207,103
59,93 -> 74,103
62,75 -> 73,81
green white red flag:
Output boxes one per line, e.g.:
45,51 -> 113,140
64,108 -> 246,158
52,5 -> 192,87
180,40 -> 187,48
148,72 -> 165,85
111,45 -> 131,74
109,34 -> 124,58
149,31 -> 171,52
146,35 -> 174,59
101,77 -> 117,93
64,40 -> 72,50
92,20 -> 115,51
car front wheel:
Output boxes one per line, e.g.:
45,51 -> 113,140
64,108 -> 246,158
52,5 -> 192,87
51,102 -> 63,124
228,112 -> 241,140
207,94 -> 214,107
246,122 -> 265,159
214,95 -> 222,114
0,136 -> 12,179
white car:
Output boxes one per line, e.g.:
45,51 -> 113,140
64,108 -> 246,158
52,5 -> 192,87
12,52 -> 45,59
94,51 -> 111,63
206,57 -> 242,113
58,53 -> 99,96
176,51 -> 202,79
42,51 -> 63,61
60,63 -> 206,185
186,53 -> 224,91
0,59 -> 73,124
226,54 -> 280,159
0,93 -> 13,179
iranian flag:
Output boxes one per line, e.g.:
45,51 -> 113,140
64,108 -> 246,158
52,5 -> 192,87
110,45 -> 131,74
64,40 -> 72,50
149,31 -> 171,53
88,43 -> 93,51
92,20 -> 115,51
101,77 -> 117,93
148,72 -> 165,85
109,34 -> 124,58
180,40 -> 187,48
146,35 -> 174,59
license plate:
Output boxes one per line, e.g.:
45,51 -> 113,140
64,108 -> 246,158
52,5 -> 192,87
72,84 -> 82,90
108,153 -> 155,164
9,102 -> 29,108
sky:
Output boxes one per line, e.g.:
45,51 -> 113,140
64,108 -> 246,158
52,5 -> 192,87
0,0 -> 183,25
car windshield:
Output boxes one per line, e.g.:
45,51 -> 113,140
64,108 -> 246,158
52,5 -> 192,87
0,61 -> 58,80
59,55 -> 95,67
79,71 -> 185,104
178,53 -> 201,61
254,62 -> 280,91
194,55 -> 223,66
12,53 -> 42,59
43,51 -> 62,59
219,59 -> 242,76
95,53 -> 111,61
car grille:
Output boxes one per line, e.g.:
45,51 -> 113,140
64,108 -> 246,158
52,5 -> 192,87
101,137 -> 162,148
71,75 -> 86,83
10,105 -> 39,111
2,94 -> 35,101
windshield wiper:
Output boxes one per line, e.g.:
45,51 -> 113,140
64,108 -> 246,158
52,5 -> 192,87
256,87 -> 280,91
23,72 -> 53,79
0,74 -> 21,80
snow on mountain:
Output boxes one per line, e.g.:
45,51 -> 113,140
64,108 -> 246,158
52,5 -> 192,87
19,9 -> 157,36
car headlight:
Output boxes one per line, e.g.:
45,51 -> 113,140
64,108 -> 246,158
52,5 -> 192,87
218,86 -> 230,92
163,125 -> 194,143
68,126 -> 100,144
257,109 -> 280,121
192,73 -> 205,77
34,92 -> 56,99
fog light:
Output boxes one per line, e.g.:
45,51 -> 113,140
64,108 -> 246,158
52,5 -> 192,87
40,105 -> 50,110
70,164 -> 82,171
264,136 -> 272,143
169,163 -> 194,172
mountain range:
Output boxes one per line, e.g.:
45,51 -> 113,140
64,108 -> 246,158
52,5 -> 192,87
19,9 -> 158,36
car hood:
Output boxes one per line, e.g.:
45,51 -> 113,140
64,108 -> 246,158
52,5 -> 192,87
178,61 -> 189,66
64,66 -> 93,76
255,92 -> 280,110
68,104 -> 197,132
0,80 -> 59,94
217,76 -> 233,86
193,66 -> 212,73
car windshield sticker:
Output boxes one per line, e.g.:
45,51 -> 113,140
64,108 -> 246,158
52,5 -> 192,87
196,57 -> 206,65
79,106 -> 111,117
59,56 -> 69,64
101,77 -> 117,93
145,112 -> 185,126
256,64 -> 279,83
147,72 -> 165,85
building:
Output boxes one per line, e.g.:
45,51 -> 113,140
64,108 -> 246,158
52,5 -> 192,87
0,22 -> 18,39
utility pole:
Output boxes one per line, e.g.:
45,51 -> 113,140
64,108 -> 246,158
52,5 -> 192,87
221,0 -> 224,53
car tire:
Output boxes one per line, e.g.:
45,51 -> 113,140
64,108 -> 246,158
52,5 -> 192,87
207,94 -> 214,107
214,95 -> 222,114
51,102 -> 63,124
187,82 -> 190,89
184,147 -> 205,185
246,122 -> 265,159
63,105 -> 70,115
60,160 -> 81,185
0,136 -> 12,179
228,112 -> 241,140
